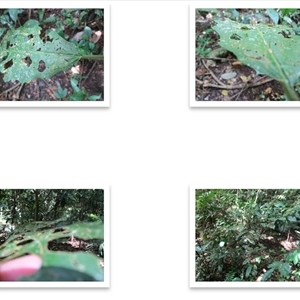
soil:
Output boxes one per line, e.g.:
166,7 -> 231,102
195,9 -> 300,101
0,9 -> 104,101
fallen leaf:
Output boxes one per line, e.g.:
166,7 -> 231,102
221,72 -> 237,80
264,87 -> 272,95
240,75 -> 249,83
91,31 -> 102,43
221,90 -> 228,96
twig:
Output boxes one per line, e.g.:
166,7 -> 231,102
228,85 -> 248,101
14,83 -> 24,100
82,61 -> 98,86
0,82 -> 22,96
201,59 -> 226,87
196,77 -> 274,90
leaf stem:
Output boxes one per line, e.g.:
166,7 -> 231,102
81,54 -> 104,60
281,82 -> 300,101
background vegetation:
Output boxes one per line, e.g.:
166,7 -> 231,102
195,189 -> 300,281
0,189 -> 104,281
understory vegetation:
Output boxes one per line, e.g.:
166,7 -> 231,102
0,189 -> 104,281
195,189 -> 300,281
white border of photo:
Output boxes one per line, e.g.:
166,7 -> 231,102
0,2 -> 110,107
190,1 -> 300,107
0,186 -> 110,288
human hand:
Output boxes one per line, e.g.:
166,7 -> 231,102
0,254 -> 42,281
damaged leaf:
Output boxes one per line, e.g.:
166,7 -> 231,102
0,20 -> 102,83
212,19 -> 300,100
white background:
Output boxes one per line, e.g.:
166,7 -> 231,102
1,0 -> 300,297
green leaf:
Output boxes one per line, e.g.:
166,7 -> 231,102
42,252 -> 104,281
69,91 -> 87,101
262,268 -> 275,281
87,94 -> 102,101
43,15 -> 57,23
84,26 -> 92,38
70,78 -> 81,93
19,266 -> 99,281
0,20 -> 83,83
245,264 -> 252,278
280,9 -> 298,17
213,19 -> 300,100
287,216 -> 297,222
37,9 -> 45,22
278,262 -> 291,277
266,9 -> 279,25
0,220 -> 104,260
53,91 -> 63,99
7,9 -> 23,22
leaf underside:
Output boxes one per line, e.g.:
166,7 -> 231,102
212,19 -> 300,88
0,20 -> 83,83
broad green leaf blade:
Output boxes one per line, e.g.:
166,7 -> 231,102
87,94 -> 102,100
42,252 -> 104,281
245,264 -> 252,278
0,220 -> 104,261
212,19 -> 300,87
7,9 -> 23,22
18,266 -> 98,281
266,9 -> 279,25
0,20 -> 83,83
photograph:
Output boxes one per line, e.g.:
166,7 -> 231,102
0,7 -> 109,106
190,6 -> 300,106
0,188 -> 110,287
190,188 -> 300,287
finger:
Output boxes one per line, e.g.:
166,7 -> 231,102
0,254 -> 42,281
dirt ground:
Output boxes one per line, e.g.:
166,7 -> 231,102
195,9 -> 300,101
0,9 -> 104,101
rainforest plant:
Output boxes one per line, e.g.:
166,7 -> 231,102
212,19 -> 300,100
0,19 -> 103,84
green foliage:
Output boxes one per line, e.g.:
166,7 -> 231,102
0,189 -> 104,226
195,29 -> 213,57
0,218 -> 104,281
212,19 -> 300,100
0,19 -> 103,83
0,9 -> 23,28
68,78 -> 102,101
53,83 -> 68,99
195,189 -> 300,282
19,266 -> 97,281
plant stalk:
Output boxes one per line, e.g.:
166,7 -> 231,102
281,82 -> 300,101
81,54 -> 104,60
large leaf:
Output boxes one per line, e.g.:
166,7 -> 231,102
212,19 -> 300,91
0,220 -> 104,281
18,266 -> 98,281
0,19 -> 83,83
0,219 -> 103,260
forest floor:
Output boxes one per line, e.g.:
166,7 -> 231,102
0,9 -> 104,101
195,9 -> 299,101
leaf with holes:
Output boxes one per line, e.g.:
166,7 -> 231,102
0,220 -> 104,280
0,19 -> 84,83
212,19 -> 300,100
